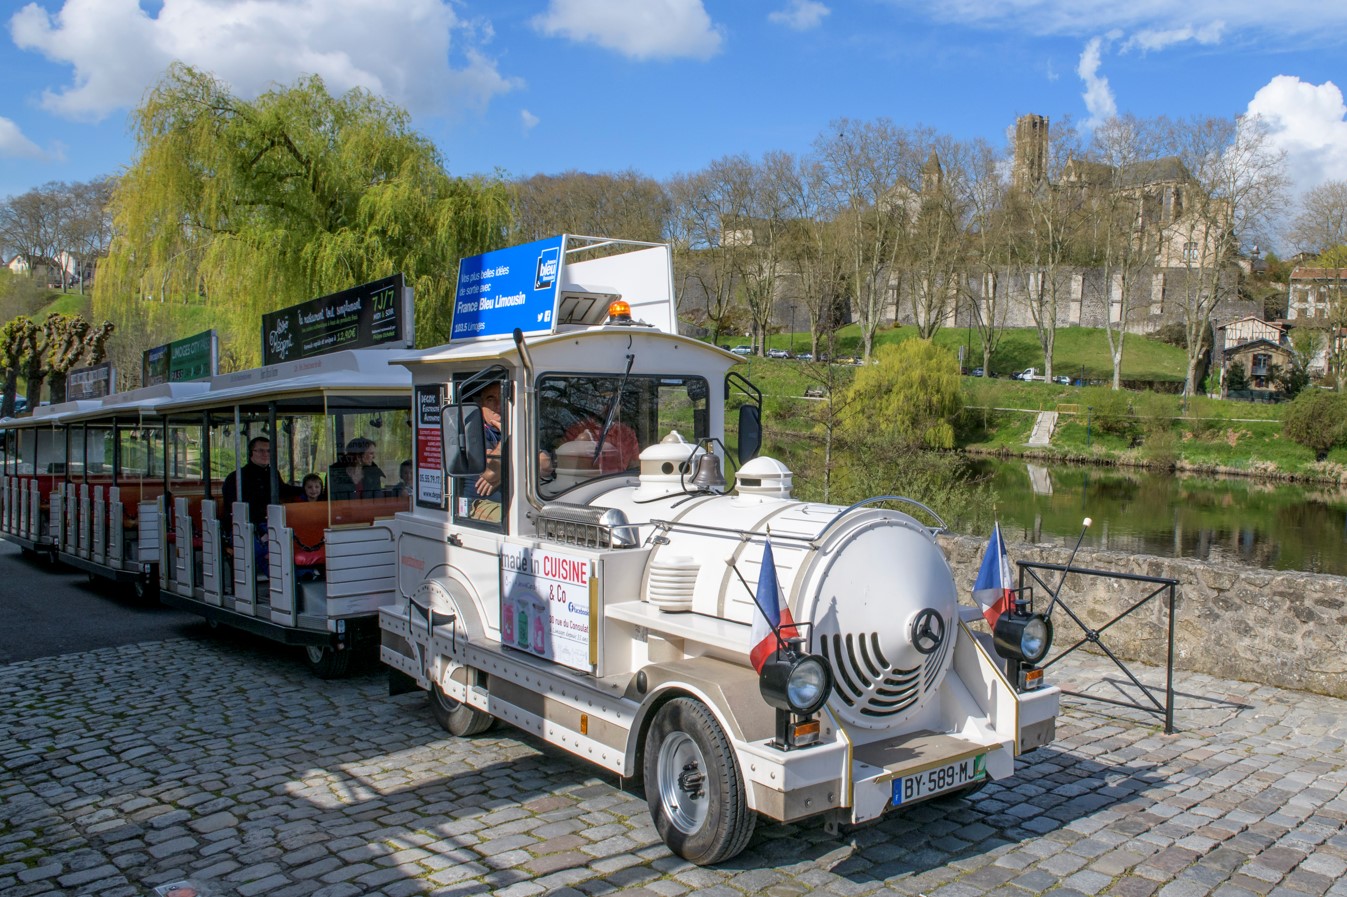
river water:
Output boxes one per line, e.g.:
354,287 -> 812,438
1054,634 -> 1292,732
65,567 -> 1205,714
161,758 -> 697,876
964,457 -> 1347,576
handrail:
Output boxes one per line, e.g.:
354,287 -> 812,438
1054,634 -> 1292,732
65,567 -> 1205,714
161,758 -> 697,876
812,495 -> 947,543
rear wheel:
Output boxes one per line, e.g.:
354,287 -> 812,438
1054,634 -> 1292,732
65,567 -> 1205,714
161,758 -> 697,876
643,698 -> 754,866
127,576 -> 158,602
429,681 -> 494,736
304,645 -> 352,679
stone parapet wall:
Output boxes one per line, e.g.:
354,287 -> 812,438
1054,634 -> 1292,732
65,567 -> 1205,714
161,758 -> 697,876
937,533 -> 1347,698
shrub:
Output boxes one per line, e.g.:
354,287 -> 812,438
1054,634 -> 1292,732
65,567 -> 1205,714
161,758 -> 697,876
1284,390 -> 1347,459
1080,387 -> 1136,440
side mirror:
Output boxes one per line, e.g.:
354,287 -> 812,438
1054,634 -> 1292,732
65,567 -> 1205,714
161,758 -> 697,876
738,404 -> 762,464
442,403 -> 487,477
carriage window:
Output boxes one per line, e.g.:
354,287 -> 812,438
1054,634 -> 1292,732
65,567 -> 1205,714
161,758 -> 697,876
535,374 -> 708,500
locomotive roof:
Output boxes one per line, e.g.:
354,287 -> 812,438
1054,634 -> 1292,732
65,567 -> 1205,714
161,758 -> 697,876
397,326 -> 742,372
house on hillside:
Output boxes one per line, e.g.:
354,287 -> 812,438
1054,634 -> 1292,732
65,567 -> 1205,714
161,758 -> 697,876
1286,267 -> 1347,322
1215,315 -> 1294,395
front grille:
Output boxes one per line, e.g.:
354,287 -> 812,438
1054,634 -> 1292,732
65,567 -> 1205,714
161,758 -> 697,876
819,624 -> 952,719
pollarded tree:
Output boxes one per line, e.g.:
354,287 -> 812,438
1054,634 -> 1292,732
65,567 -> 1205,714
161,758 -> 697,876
1,317 -> 36,417
95,64 -> 511,372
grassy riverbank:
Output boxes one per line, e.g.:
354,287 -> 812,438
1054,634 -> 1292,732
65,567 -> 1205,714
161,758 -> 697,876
733,331 -> 1347,484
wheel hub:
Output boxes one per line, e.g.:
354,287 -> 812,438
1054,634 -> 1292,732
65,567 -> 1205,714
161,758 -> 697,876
657,732 -> 709,834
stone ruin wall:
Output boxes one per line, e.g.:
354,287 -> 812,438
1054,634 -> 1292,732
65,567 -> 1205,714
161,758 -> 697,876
937,533 -> 1347,699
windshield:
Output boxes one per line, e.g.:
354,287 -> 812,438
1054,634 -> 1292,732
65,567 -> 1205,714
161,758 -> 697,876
535,373 -> 708,500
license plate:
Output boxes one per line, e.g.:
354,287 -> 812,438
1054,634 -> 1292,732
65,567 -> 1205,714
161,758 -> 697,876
892,754 -> 986,805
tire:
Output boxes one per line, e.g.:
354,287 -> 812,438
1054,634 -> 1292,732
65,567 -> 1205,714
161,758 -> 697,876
127,576 -> 158,601
643,698 -> 755,866
429,681 -> 494,736
304,645 -> 353,679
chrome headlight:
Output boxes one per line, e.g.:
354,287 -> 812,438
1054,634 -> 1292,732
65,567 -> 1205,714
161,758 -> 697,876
760,652 -> 833,715
993,612 -> 1053,665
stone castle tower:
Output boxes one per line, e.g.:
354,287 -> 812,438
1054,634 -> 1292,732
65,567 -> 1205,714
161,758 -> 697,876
1013,114 -> 1049,192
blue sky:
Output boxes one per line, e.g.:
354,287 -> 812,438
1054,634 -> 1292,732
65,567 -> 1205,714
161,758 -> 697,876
3,0 -> 1346,218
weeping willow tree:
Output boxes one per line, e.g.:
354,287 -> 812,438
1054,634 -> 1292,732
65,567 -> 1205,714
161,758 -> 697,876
95,64 -> 512,376
831,339 -> 994,529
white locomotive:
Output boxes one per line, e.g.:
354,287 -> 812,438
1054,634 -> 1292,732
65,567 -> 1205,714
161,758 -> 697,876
379,236 -> 1059,864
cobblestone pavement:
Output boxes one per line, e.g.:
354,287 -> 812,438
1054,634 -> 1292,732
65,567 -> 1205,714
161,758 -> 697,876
3,631 -> 1346,897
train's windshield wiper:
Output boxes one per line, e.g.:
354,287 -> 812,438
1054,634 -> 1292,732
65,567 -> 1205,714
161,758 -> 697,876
593,353 -> 635,465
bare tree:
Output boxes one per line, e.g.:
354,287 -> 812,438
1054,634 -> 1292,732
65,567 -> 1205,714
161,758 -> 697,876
510,170 -> 669,243
1082,116 -> 1164,389
1288,180 -> 1347,256
1009,119 -> 1087,382
814,118 -> 913,361
778,155 -> 848,357
960,137 -> 1015,376
666,158 -> 755,345
1165,115 -> 1289,395
904,137 -> 968,340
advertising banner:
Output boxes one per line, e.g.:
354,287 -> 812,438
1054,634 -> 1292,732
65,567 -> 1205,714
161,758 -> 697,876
451,236 -> 564,341
142,330 -> 218,386
261,273 -> 411,366
66,361 -> 115,400
499,543 -> 593,671
414,384 -> 445,509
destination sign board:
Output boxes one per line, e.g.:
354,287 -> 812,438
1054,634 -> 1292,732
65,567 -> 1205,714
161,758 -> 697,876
451,236 -> 564,341
261,274 -> 412,366
142,330 -> 218,387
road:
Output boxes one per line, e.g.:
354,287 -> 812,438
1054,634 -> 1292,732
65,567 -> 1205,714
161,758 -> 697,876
0,541 -> 202,664
1,538 -> 1346,897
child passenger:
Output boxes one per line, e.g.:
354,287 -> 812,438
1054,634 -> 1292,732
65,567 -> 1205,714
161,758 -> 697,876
301,473 -> 325,501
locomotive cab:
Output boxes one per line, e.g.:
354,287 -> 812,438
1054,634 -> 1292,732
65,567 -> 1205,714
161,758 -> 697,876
378,235 -> 1060,865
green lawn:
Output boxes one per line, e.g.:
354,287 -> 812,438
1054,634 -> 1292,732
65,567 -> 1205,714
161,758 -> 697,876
760,322 -> 1191,383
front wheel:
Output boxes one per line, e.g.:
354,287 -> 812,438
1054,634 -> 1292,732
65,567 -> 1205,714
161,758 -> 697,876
643,698 -> 754,866
429,681 -> 493,736
304,645 -> 352,679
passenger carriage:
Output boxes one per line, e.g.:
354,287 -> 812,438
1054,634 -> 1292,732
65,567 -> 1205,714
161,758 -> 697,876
147,349 -> 414,676
49,382 -> 210,596
1,399 -> 98,561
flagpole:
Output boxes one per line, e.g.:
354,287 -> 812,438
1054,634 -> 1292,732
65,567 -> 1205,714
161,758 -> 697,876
1043,517 -> 1091,617
726,556 -> 786,652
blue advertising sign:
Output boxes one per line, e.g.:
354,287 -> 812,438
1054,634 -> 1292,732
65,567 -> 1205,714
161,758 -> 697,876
452,236 -> 564,341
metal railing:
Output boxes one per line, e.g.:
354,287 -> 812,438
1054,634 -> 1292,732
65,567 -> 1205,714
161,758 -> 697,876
1019,561 -> 1179,734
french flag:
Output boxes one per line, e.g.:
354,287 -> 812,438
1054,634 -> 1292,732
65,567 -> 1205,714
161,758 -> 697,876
750,538 -> 798,673
972,522 -> 1015,627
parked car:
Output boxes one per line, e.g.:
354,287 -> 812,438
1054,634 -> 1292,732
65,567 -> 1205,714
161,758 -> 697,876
1013,368 -> 1043,381
971,368 -> 985,377
1053,375 -> 1072,385
730,345 -> 752,356
795,352 -> 813,362
767,348 -> 791,359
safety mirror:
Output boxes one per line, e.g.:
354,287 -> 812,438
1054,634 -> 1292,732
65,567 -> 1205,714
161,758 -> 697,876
738,404 -> 762,464
442,403 -> 487,477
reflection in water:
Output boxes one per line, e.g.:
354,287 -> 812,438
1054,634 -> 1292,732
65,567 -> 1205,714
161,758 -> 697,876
962,458 -> 1347,576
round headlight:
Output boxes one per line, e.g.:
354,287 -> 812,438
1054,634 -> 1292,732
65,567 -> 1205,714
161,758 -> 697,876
786,656 -> 831,715
992,611 -> 1053,664
759,651 -> 834,715
1020,616 -> 1049,662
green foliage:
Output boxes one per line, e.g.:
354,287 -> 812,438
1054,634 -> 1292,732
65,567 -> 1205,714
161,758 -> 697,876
842,340 -> 963,450
1284,390 -> 1347,459
95,64 -> 512,375
1079,386 -> 1136,439
1225,361 -> 1248,392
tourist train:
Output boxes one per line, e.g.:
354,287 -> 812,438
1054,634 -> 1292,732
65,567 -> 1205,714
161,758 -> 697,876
1,235 -> 1059,864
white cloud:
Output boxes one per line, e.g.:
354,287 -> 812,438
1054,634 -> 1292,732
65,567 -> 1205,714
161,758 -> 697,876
1122,22 -> 1224,53
0,116 -> 45,159
1246,76 -> 1347,198
890,1 -> 1347,38
8,0 -> 518,122
769,1 -> 831,31
1077,36 -> 1117,129
521,109 -> 540,133
531,0 -> 724,61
